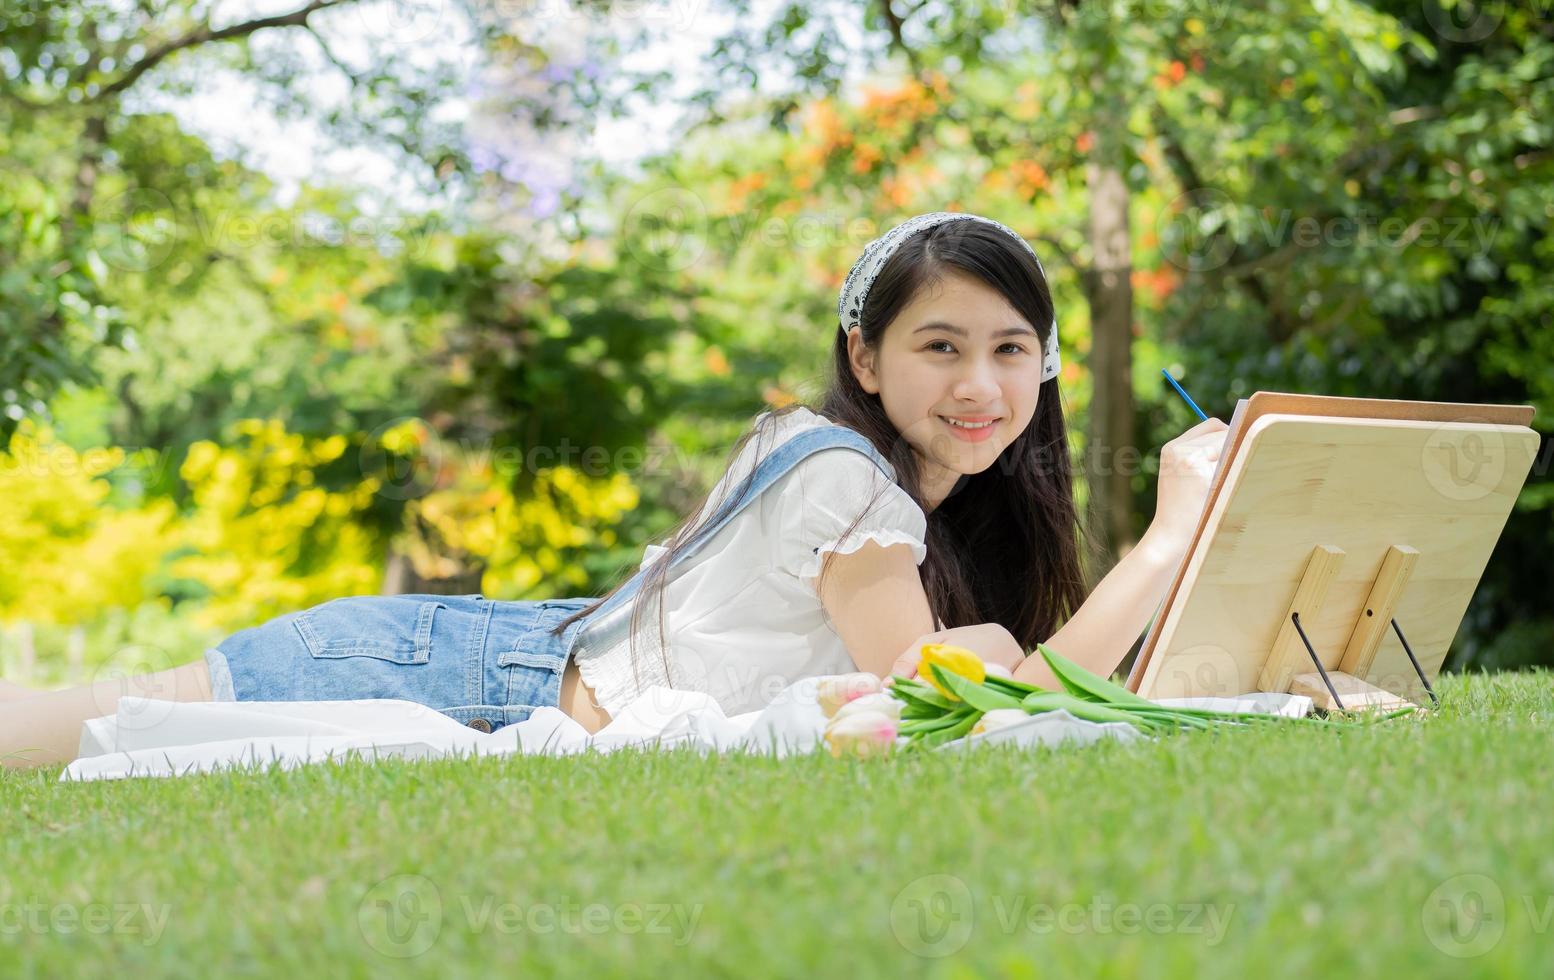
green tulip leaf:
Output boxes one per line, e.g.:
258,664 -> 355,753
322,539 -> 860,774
1036,643 -> 1156,707
929,663 -> 1026,712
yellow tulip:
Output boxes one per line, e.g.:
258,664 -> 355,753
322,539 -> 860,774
917,643 -> 986,701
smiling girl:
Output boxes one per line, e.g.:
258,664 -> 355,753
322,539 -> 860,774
0,210 -> 1226,769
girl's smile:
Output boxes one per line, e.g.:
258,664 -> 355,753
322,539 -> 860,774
938,414 -> 1002,442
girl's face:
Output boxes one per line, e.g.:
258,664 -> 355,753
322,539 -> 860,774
848,270 -> 1045,512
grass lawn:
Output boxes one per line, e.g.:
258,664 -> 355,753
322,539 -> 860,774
3,669 -> 1552,978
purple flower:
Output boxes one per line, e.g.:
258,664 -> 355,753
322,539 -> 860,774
528,186 -> 561,219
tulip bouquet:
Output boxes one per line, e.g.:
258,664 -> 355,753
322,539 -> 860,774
819,642 -> 1413,757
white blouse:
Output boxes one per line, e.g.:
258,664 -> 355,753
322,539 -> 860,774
570,406 -> 930,720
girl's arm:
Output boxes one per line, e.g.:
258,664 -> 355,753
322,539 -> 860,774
1011,526 -> 1184,689
887,622 -> 1027,680
1016,415 -> 1228,688
818,524 -> 1186,690
814,538 -> 937,679
815,539 -> 1027,679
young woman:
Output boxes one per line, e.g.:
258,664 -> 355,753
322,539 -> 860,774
0,211 -> 1226,769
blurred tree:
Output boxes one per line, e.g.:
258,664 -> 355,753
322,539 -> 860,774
0,0 -> 476,439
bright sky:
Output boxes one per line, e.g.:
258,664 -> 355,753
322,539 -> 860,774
134,0 -> 874,216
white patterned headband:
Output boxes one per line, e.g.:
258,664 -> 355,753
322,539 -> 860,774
837,211 -> 1062,383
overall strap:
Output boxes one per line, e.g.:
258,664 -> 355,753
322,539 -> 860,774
571,423 -> 895,656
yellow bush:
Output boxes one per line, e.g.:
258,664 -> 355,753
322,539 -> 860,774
394,444 -> 640,598
171,419 -> 382,632
0,420 -> 170,624
0,415 -> 645,649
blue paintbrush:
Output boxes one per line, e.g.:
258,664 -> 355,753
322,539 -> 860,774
1161,369 -> 1210,422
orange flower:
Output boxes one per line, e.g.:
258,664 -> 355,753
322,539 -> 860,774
733,173 -> 767,194
1012,159 -> 1049,194
807,98 -> 842,136
762,385 -> 798,408
1154,60 -> 1187,90
1135,272 -> 1172,306
1147,266 -> 1180,302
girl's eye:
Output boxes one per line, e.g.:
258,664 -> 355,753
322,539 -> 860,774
925,341 -> 1027,355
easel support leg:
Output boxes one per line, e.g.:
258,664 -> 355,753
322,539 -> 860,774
1288,613 -> 1420,714
1391,618 -> 1441,709
1291,611 -> 1346,712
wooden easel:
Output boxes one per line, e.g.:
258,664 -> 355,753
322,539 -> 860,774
1127,394 -> 1540,713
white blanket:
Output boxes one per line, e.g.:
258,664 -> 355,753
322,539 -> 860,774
60,678 -> 1311,782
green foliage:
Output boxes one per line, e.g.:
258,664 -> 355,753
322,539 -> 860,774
0,121 -> 117,427
0,0 -> 482,438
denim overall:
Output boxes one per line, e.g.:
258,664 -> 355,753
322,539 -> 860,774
204,423 -> 895,732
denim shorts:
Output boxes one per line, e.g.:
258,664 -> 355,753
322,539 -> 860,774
203,594 -> 596,731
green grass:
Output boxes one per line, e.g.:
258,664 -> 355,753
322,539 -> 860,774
4,670 -> 1552,978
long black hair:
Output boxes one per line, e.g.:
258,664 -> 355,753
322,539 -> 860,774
551,217 -> 1088,688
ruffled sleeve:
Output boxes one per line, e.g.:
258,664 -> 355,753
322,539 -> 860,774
771,448 -> 928,584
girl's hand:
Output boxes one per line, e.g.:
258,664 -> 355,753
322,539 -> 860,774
887,623 -> 1026,681
1149,416 -> 1230,552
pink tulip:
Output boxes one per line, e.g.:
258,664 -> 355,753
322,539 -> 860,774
816,673 -> 884,718
823,710 -> 900,758
830,691 -> 903,724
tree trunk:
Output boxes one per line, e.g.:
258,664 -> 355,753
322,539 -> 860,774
381,550 -> 486,596
1084,156 -> 1136,573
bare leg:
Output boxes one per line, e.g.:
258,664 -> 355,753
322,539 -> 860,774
0,659 -> 213,770
0,680 -> 46,702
